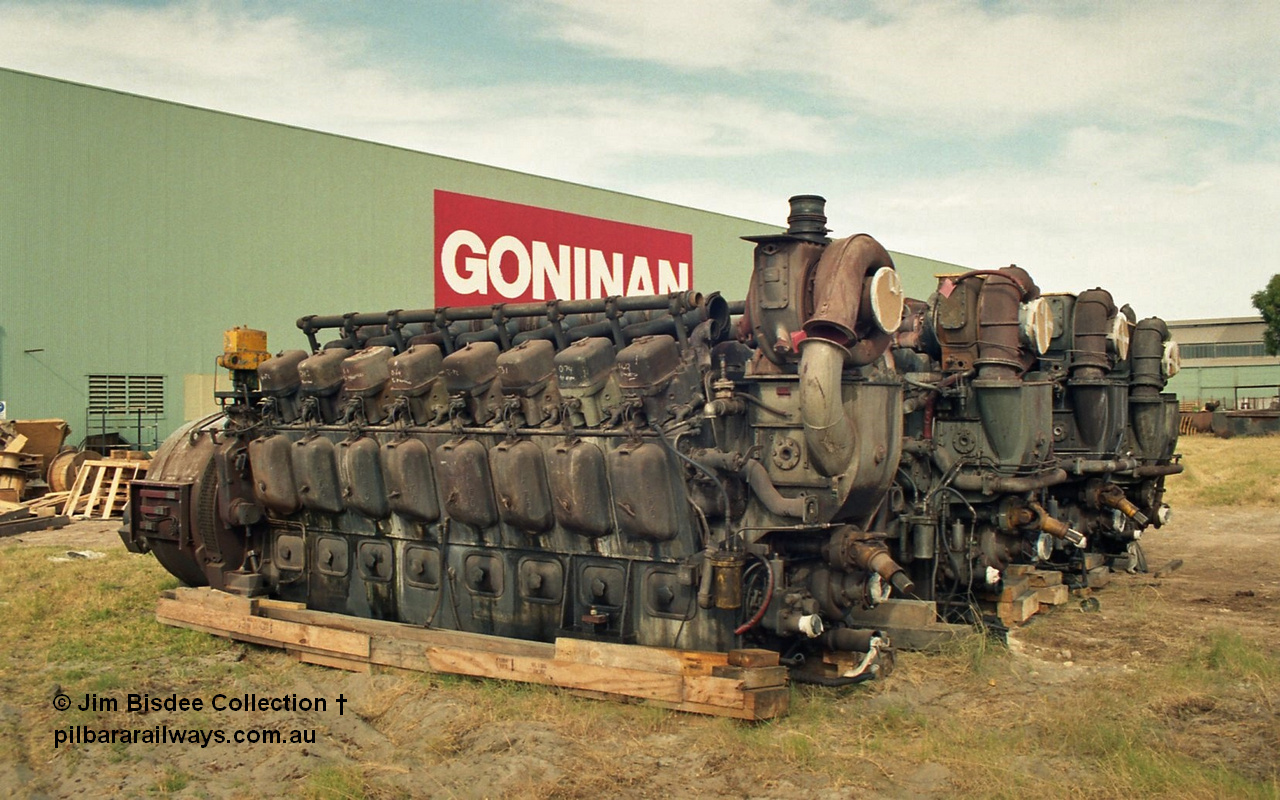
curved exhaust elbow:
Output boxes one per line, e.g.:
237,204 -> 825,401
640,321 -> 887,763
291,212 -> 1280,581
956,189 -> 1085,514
799,336 -> 856,477
803,234 -> 902,366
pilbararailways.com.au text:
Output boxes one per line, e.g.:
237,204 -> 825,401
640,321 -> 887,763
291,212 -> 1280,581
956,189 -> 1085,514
55,725 -> 316,749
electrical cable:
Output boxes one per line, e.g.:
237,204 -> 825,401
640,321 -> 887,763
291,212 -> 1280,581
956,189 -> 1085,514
734,552 -> 774,636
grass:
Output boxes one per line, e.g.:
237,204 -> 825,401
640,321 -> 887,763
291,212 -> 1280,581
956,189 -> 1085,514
303,765 -> 374,800
1180,629 -> 1280,686
2,547 -> 1269,798
1165,433 -> 1280,507
151,766 -> 191,796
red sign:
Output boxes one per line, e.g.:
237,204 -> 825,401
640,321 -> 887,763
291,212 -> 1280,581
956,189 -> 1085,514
434,190 -> 693,306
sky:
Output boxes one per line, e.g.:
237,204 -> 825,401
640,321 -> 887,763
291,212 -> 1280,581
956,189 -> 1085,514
2,0 -> 1278,320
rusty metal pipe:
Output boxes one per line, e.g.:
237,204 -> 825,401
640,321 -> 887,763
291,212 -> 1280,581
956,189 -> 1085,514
1131,317 -> 1170,398
950,469 -> 1068,495
822,627 -> 881,653
932,446 -> 1067,493
1134,463 -> 1184,478
300,291 -> 703,332
1062,457 -> 1140,475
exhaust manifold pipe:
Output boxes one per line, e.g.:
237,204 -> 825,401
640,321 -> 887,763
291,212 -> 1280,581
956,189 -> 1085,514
798,234 -> 903,477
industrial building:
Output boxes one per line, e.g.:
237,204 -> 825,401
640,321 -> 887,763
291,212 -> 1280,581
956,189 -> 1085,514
1166,317 -> 1280,410
0,68 -> 961,447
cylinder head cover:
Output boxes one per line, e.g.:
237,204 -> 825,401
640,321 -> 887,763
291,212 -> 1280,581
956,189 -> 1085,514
298,349 -> 352,397
341,346 -> 393,398
388,344 -> 444,397
258,350 -> 309,397
615,335 -> 680,395
442,342 -> 499,396
497,339 -> 556,396
554,337 -> 615,393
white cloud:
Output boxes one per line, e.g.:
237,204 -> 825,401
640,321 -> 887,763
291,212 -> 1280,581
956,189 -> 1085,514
535,0 -> 1280,132
0,2 -> 472,130
0,1 -> 835,183
845,134 -> 1280,319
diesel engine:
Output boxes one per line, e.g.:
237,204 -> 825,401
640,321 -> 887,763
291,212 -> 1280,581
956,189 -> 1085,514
122,195 -> 1182,685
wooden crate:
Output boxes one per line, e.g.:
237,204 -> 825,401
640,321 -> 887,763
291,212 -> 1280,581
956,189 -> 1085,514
156,587 -> 790,721
62,459 -> 151,519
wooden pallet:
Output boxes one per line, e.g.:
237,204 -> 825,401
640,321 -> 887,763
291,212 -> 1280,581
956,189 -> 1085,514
156,587 -> 790,720
24,491 -> 70,517
985,566 -> 1076,626
62,459 -> 151,519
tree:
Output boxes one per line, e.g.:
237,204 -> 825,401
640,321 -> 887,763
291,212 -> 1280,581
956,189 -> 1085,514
1254,274 -> 1280,356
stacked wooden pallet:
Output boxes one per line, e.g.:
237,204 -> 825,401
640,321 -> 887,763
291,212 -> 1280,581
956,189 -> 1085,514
156,587 -> 790,720
62,457 -> 151,519
981,565 -> 1075,626
23,491 -> 70,517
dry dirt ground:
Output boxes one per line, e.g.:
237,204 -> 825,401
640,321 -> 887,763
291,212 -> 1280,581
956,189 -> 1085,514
1,506 -> 1277,799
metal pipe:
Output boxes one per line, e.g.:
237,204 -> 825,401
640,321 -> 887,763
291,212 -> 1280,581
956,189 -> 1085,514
1062,457 -> 1140,475
789,671 -> 877,687
822,627 -> 880,653
1131,317 -> 1170,398
950,468 -> 1069,494
1133,463 -> 1184,478
743,460 -> 811,520
299,291 -> 703,333
932,444 -> 1067,494
797,336 -> 855,477
975,266 -> 1038,380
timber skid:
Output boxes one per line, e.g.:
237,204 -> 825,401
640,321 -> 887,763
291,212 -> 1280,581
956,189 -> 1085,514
156,587 -> 790,720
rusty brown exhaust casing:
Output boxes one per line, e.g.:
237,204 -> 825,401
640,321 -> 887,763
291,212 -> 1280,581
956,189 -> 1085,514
802,234 -> 900,365
1072,289 -> 1116,375
798,337 -> 855,477
974,266 -> 1039,381
1130,317 -> 1170,400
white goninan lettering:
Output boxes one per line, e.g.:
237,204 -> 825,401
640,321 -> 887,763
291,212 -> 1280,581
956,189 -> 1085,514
626,256 -> 655,295
441,229 -> 489,296
440,231 -> 689,300
573,246 -> 588,299
532,242 -> 571,301
488,235 -> 531,299
590,250 -> 624,297
657,259 -> 688,294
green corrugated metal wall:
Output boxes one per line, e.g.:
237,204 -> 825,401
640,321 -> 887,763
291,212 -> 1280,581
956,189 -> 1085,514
0,68 -> 955,443
1166,364 -> 1280,407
